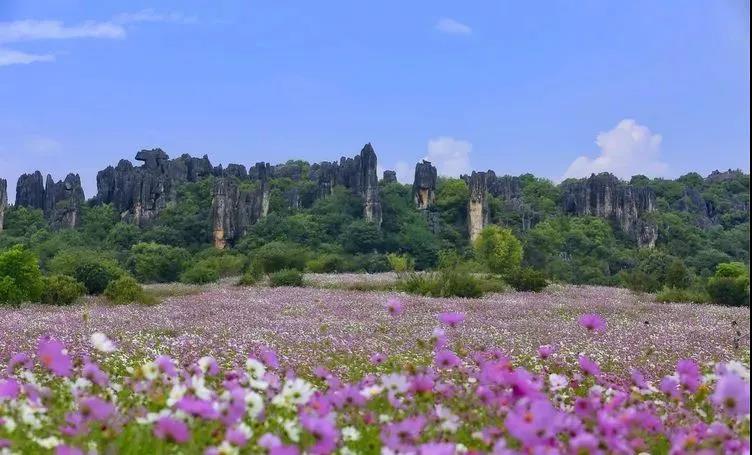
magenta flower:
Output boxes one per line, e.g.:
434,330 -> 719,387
7,352 -> 32,373
578,355 -> 601,377
153,417 -> 190,443
438,312 -> 465,327
386,298 -> 404,316
176,396 -> 219,420
435,350 -> 461,369
260,347 -> 280,369
537,345 -> 554,359
0,378 -> 20,400
80,396 -> 114,421
270,446 -> 300,455
369,352 -> 386,365
712,371 -> 750,417
505,399 -> 560,447
154,355 -> 177,376
578,313 -> 606,333
37,338 -> 72,377
300,413 -> 339,454
419,442 -> 456,454
381,415 -> 426,451
55,446 -> 84,455
83,361 -> 109,387
676,359 -> 701,392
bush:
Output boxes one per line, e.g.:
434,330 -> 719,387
104,276 -> 153,305
268,269 -> 304,287
665,259 -> 691,289
0,245 -> 44,305
473,226 -> 522,276
340,220 -> 382,254
74,262 -> 119,295
130,242 -> 189,283
507,267 -> 548,292
253,242 -> 307,273
397,269 -> 483,298
306,254 -> 347,273
236,269 -> 262,286
706,262 -> 749,307
41,275 -> 86,305
180,261 -> 220,284
386,253 -> 413,273
620,269 -> 661,293
655,287 -> 710,304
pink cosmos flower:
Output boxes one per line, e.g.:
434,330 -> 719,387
153,417 -> 190,443
55,446 -> 84,455
386,298 -> 404,316
435,350 -> 461,369
154,355 -> 177,376
676,359 -> 701,392
438,312 -> 465,327
419,442 -> 456,455
260,347 -> 280,369
7,352 -> 32,373
537,345 -> 554,359
37,338 -> 72,377
83,361 -> 109,387
578,314 -> 606,333
381,415 -> 426,452
300,413 -> 339,454
176,396 -> 219,420
712,371 -> 750,417
578,355 -> 601,377
369,352 -> 386,365
0,378 -> 20,400
505,399 -> 560,447
270,446 -> 300,455
79,396 -> 114,421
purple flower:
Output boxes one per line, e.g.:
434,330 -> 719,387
438,312 -> 465,327
537,345 -> 554,359
578,313 -> 606,333
55,446 -> 84,455
176,396 -> 219,420
260,347 -> 280,369
83,361 -> 109,387
300,413 -> 339,454
435,350 -> 461,369
155,355 -> 177,377
381,416 -> 426,451
712,371 -> 750,417
154,417 -> 190,443
0,378 -> 20,400
369,352 -> 386,365
37,338 -> 72,377
419,442 -> 456,455
578,355 -> 601,377
80,396 -> 114,421
676,359 -> 701,392
7,352 -> 32,373
505,399 -> 559,447
386,298 -> 404,316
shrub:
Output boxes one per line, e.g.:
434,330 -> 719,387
41,275 -> 86,305
180,261 -> 220,284
307,254 -> 346,273
386,253 -> 413,273
665,259 -> 691,289
507,267 -> 548,292
74,262 -> 119,295
268,269 -> 304,287
397,270 -> 483,298
253,242 -> 307,273
104,276 -> 153,305
130,242 -> 189,283
0,245 -> 44,305
620,269 -> 661,293
473,226 -> 523,276
236,269 -> 262,286
340,220 -> 382,254
655,287 -> 710,304
706,262 -> 749,307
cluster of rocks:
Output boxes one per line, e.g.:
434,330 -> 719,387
561,173 -> 657,248
211,163 -> 270,249
0,179 -> 6,233
13,171 -> 86,228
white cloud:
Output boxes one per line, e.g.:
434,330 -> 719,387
114,9 -> 197,25
435,18 -> 472,35
0,48 -> 54,66
0,19 -> 125,43
563,119 -> 668,180
424,137 -> 472,177
377,160 -> 415,184
25,136 -> 62,156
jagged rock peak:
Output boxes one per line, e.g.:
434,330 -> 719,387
413,160 -> 437,210
15,171 -> 45,209
13,172 -> 84,228
0,179 -> 7,233
467,171 -> 490,242
706,169 -> 746,183
561,172 -> 657,247
382,170 -> 397,184
359,143 -> 382,226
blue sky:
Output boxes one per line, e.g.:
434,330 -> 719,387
0,0 -> 749,200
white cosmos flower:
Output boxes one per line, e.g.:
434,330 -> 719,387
90,332 -> 117,353
245,358 -> 266,379
167,383 -> 187,406
198,356 -> 216,373
381,373 -> 409,394
549,373 -> 569,392
245,391 -> 264,418
283,419 -> 300,442
272,378 -> 315,407
34,436 -> 61,449
342,426 -> 361,441
436,404 -> 460,432
360,385 -> 383,399
1,417 -> 16,432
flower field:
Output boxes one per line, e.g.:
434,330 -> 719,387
0,284 -> 749,453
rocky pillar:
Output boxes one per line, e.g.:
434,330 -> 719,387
412,160 -> 437,210
382,170 -> 397,184
15,171 -> 45,209
0,179 -> 7,233
468,171 -> 489,242
251,162 -> 271,218
211,178 -> 231,249
359,143 -> 382,226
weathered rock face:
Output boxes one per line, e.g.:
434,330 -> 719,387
468,171 -> 490,242
413,160 -> 437,210
382,170 -> 397,184
96,149 -> 216,225
14,172 -> 85,228
561,173 -> 657,247
211,165 -> 270,249
0,179 -> 7,232
359,144 -> 382,226
44,173 -> 86,228
15,171 -> 45,209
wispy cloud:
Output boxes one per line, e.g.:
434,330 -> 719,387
0,11 -> 194,67
435,18 -> 472,35
424,137 -> 472,177
0,48 -> 54,66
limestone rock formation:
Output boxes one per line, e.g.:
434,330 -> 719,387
0,179 -> 7,232
413,161 -> 437,210
359,144 -> 382,225
211,170 -> 270,249
468,171 -> 490,242
561,173 -> 657,247
382,170 -> 397,184
14,171 -> 85,228
96,149 -> 216,225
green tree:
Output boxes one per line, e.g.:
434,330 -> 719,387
130,242 -> 189,283
0,245 -> 44,305
665,259 -> 691,289
340,220 -> 382,254
706,262 -> 749,306
474,225 -> 523,276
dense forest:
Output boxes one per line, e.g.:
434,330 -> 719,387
0,145 -> 749,305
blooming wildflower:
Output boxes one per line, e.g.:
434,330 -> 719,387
283,419 -> 301,442
55,445 -> 84,455
369,352 -> 387,365
176,396 -> 219,420
260,347 -> 280,369
676,359 -> 701,392
155,355 -> 178,377
435,350 -> 461,369
505,399 -> 560,447
381,416 -> 426,451
341,426 -> 361,441
300,413 -> 339,454
198,356 -> 220,375
226,423 -> 253,446
548,373 -> 569,392
419,442 -> 456,455
537,345 -> 554,359
438,312 -> 465,327
90,332 -> 116,353
578,313 -> 606,332
245,391 -> 264,418
436,404 -> 461,433
660,375 -> 681,399
578,355 -> 601,377
153,417 -> 190,443
712,370 -> 750,417
82,361 -> 109,387
80,396 -> 115,421
0,378 -> 20,400
386,298 -> 404,316
7,352 -> 32,373
360,384 -> 383,399
37,338 -> 72,377
381,373 -> 410,394
273,378 -> 315,408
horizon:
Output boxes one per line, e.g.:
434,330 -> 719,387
1,1 -> 750,201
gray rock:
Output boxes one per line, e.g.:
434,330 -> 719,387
225,164 -> 248,180
468,171 -> 490,241
15,171 -> 45,209
0,179 -> 6,232
382,170 -> 397,184
43,173 -> 86,228
211,174 -> 269,249
413,160 -> 437,210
